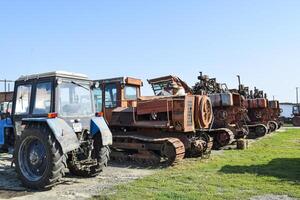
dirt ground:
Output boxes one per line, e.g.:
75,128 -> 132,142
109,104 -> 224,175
250,195 -> 297,200
0,153 -> 156,200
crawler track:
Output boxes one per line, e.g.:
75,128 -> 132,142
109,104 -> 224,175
207,128 -> 235,149
111,135 -> 186,166
246,124 -> 268,138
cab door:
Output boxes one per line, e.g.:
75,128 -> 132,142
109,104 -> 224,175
103,83 -> 121,123
12,81 -> 34,136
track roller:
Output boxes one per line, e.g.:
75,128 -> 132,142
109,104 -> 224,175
268,121 -> 278,132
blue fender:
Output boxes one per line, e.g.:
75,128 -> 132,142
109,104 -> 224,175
22,118 -> 80,154
90,117 -> 113,146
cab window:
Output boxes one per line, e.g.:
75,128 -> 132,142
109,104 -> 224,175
15,84 -> 32,115
105,84 -> 117,108
33,82 -> 52,114
124,86 -> 137,100
94,88 -> 103,112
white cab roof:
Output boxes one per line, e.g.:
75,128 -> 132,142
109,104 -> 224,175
17,71 -> 89,81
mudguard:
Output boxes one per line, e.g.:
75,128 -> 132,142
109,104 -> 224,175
22,118 -> 80,154
90,117 -> 113,146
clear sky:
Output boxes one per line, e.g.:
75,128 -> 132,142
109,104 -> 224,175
0,0 -> 299,102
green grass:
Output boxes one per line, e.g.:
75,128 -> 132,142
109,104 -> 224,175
95,129 -> 300,200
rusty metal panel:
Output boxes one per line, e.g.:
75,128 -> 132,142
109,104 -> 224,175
0,92 -> 13,103
110,107 -> 135,126
248,98 -> 267,108
210,93 -> 233,107
136,98 -> 173,115
121,100 -> 138,108
134,121 -> 169,128
232,93 -> 241,106
172,96 -> 195,132
125,77 -> 143,86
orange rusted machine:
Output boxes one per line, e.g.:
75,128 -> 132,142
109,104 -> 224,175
93,76 -> 213,165
268,100 -> 282,130
244,88 -> 281,135
236,75 -> 281,137
192,72 -> 249,149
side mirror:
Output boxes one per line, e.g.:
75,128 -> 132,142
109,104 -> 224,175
94,81 -> 100,88
91,82 -> 100,89
56,78 -> 63,85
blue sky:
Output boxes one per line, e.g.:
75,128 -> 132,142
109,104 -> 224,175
0,0 -> 299,102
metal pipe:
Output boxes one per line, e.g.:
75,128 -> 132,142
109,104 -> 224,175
296,87 -> 299,105
237,75 -> 241,87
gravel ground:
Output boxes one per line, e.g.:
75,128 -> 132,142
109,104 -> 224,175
250,195 -> 297,200
0,153 -> 155,200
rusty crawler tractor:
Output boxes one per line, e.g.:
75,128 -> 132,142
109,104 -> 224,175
0,71 -> 112,189
93,76 -> 213,165
244,88 -> 279,134
192,72 -> 249,149
268,100 -> 283,130
236,76 -> 270,138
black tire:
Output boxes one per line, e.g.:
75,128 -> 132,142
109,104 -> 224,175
68,134 -> 110,177
14,125 -> 67,189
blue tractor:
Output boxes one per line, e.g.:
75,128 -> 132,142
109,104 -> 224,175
0,100 -> 13,152
0,115 -> 13,152
0,71 -> 112,189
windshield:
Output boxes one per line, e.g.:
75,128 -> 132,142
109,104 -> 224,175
58,81 -> 93,117
124,85 -> 137,100
151,81 -> 172,96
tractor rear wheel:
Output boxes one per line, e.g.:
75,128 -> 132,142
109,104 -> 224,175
14,126 -> 67,189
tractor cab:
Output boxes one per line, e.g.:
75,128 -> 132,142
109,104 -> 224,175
12,71 -> 98,132
93,77 -> 143,122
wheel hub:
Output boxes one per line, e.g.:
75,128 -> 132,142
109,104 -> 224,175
29,150 -> 40,165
